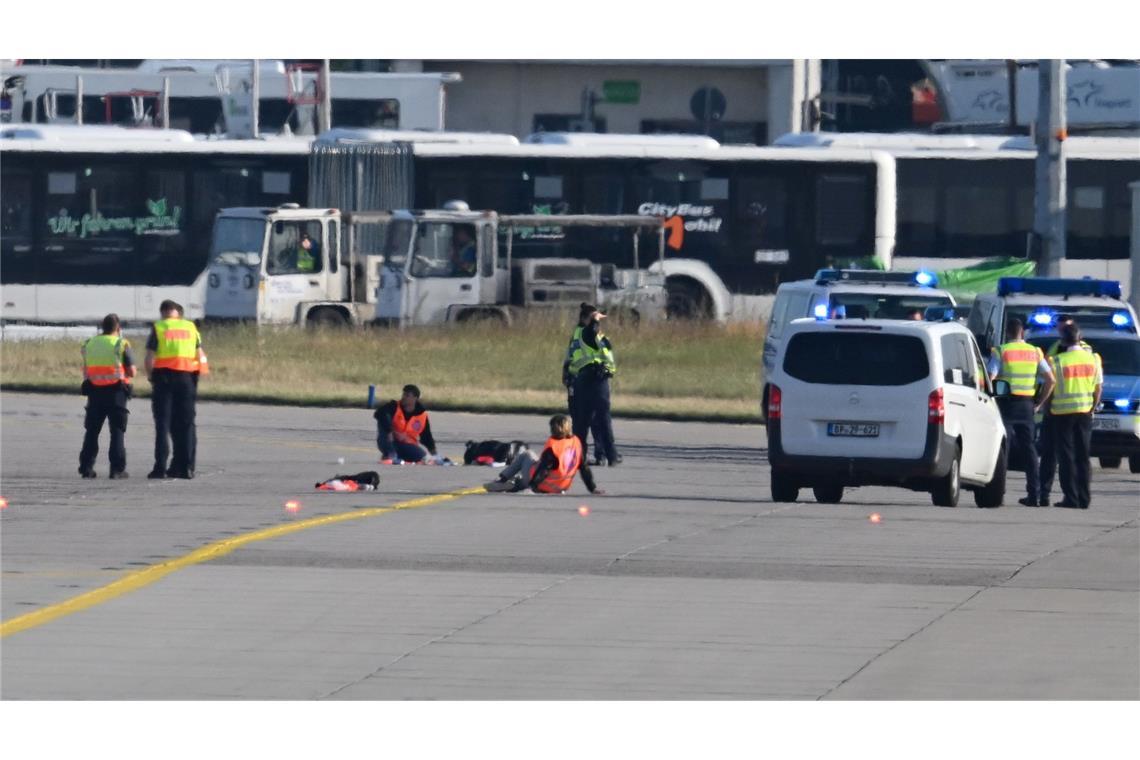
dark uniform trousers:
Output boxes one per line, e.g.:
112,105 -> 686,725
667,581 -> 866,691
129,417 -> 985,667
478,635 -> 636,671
572,373 -> 617,464
1037,414 -> 1056,500
1052,412 -> 1093,508
997,396 -> 1039,500
80,385 -> 130,474
152,370 -> 198,474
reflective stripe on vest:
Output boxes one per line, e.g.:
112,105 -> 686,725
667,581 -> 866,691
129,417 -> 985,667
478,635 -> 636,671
995,341 -> 1042,397
567,326 -> 616,377
392,405 -> 428,445
153,318 -> 200,372
1049,350 -> 1100,415
83,335 -> 126,386
532,436 -> 582,493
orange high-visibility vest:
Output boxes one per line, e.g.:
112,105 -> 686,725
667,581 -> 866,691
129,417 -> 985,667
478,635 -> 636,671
152,318 -> 200,373
392,405 -> 428,445
83,334 -> 127,386
531,436 -> 583,493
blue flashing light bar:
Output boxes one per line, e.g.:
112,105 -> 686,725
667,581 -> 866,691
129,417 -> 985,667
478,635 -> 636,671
1114,398 -> 1130,410
1111,311 -> 1133,329
997,277 -> 1123,299
1029,310 -> 1057,327
814,269 -> 938,288
813,303 -> 829,319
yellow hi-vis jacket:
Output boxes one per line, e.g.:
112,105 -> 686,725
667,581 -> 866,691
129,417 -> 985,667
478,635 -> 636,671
1049,349 -> 1102,415
994,340 -> 1044,397
567,326 -> 616,378
83,334 -> 128,386
153,318 -> 203,373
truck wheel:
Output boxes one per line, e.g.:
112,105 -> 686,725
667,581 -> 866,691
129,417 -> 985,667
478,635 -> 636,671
931,448 -> 961,507
812,484 -> 844,504
1130,455 -> 1140,474
307,308 -> 348,328
1098,456 -> 1122,469
771,470 -> 799,503
974,445 -> 1007,508
666,280 -> 711,320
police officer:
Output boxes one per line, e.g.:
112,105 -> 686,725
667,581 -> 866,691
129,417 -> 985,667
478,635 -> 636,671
145,300 -> 208,480
988,318 -> 1055,506
78,313 -> 136,479
1047,321 -> 1103,509
1037,315 -> 1096,505
565,303 -> 621,466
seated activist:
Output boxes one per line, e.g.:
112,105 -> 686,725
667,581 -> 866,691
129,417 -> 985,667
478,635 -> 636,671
374,384 -> 440,464
485,414 -> 603,494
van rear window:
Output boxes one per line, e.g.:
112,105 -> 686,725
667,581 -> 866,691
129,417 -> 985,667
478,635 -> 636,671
783,332 -> 929,385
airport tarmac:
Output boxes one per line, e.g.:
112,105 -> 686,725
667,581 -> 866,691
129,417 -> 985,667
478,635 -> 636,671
1,391 -> 1137,699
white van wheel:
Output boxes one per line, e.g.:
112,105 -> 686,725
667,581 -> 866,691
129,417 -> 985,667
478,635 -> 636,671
932,449 -> 961,508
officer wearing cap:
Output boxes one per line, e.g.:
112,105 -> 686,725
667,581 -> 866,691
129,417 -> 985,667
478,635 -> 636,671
78,313 -> 136,479
145,299 -> 209,479
1037,315 -> 1097,505
987,317 -> 1055,506
1047,321 -> 1103,509
564,302 -> 621,466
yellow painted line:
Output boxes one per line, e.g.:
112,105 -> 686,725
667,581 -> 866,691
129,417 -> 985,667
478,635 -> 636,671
0,485 -> 486,638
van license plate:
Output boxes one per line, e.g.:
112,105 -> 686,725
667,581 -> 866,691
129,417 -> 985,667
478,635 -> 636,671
1092,418 -> 1119,431
828,422 -> 880,437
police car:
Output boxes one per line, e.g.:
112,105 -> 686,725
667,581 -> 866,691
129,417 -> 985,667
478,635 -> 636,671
762,269 -> 956,418
968,277 -> 1139,355
766,315 -> 1006,508
1024,326 -> 1140,473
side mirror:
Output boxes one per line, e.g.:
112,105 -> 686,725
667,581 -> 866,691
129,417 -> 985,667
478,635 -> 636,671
992,379 -> 1012,398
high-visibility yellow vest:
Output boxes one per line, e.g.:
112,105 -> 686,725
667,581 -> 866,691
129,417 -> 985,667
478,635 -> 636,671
153,318 -> 200,373
297,245 -> 316,272
83,334 -> 127,386
994,340 -> 1043,397
1049,349 -> 1101,415
567,326 -> 616,378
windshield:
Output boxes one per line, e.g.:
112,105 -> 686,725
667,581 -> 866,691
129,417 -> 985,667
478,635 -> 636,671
210,218 -> 266,267
1011,305 -> 1131,334
409,222 -> 477,279
830,293 -> 952,320
1028,336 -> 1140,376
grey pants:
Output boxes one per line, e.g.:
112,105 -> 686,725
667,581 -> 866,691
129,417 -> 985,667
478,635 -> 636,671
499,450 -> 537,483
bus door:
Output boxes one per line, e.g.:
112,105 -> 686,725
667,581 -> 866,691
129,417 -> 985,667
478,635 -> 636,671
403,220 -> 482,325
734,174 -> 792,293
263,218 -> 329,322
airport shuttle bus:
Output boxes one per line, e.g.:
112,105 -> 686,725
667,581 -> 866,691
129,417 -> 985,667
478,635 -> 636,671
776,133 -> 1140,284
3,127 -> 896,324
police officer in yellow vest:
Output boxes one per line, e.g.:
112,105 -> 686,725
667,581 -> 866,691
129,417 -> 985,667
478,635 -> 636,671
1047,321 -> 1103,509
79,313 -> 137,479
564,302 -> 621,466
988,318 -> 1056,506
145,300 -> 209,480
1038,315 -> 1097,505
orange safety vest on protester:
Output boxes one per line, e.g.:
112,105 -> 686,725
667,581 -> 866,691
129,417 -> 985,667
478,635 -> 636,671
392,405 -> 429,445
152,318 -> 201,373
83,334 -> 128,386
530,436 -> 583,494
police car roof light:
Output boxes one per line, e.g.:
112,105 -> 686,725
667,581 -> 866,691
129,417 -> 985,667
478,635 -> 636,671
1111,311 -> 1133,328
814,269 -> 928,287
813,303 -> 829,320
997,276 -> 1123,299
914,270 -> 938,287
1029,310 -> 1056,327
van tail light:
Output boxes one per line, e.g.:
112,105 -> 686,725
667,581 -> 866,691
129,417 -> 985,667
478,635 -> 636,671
768,385 -> 782,420
928,387 -> 945,425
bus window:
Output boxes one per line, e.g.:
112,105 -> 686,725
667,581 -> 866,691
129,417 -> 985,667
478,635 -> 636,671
43,163 -> 137,285
137,169 -> 191,285
815,174 -> 868,246
1106,163 -> 1138,259
896,161 -> 938,252
581,173 -> 625,214
0,169 -> 35,283
331,98 -> 399,129
735,176 -> 788,251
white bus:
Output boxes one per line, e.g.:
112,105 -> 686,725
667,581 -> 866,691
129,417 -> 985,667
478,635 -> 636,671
775,132 -> 1140,286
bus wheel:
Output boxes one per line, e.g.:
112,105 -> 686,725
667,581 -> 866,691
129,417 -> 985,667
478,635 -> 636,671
307,308 -> 348,328
666,280 -> 711,320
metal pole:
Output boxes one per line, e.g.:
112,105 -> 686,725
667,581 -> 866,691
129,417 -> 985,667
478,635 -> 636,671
1033,59 -> 1066,277
251,59 -> 260,139
161,77 -> 170,128
1129,181 -> 1140,312
1006,59 -> 1018,134
320,59 -> 332,134
75,75 -> 83,125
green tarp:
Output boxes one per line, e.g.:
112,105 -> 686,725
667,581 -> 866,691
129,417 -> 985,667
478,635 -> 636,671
935,257 -> 1038,299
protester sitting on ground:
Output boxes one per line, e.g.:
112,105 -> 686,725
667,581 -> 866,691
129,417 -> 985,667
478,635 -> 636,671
374,384 -> 440,464
485,414 -> 603,494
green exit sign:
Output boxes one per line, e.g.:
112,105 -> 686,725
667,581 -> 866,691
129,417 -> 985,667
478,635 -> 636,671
602,80 -> 640,104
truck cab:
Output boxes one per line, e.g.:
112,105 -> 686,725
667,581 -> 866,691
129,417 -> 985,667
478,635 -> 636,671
205,205 -> 368,326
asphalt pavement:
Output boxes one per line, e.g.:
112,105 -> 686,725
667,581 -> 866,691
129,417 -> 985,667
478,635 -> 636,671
1,392 -> 1136,699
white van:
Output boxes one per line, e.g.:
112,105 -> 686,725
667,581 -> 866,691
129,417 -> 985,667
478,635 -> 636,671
761,269 -> 956,416
765,317 -> 1007,508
